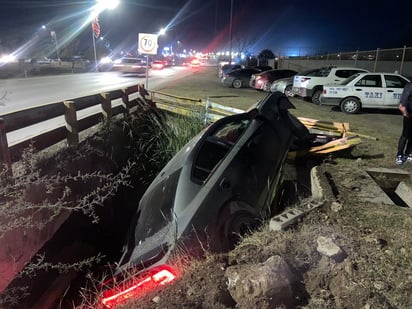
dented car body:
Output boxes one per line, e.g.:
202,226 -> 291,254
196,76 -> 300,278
100,92 -> 313,308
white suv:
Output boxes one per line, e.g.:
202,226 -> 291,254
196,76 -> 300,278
292,66 -> 368,104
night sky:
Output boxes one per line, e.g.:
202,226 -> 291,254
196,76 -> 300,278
0,0 -> 411,57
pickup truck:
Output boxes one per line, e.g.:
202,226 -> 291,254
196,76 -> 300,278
292,66 -> 368,104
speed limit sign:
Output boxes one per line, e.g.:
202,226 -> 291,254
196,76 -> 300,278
138,33 -> 158,55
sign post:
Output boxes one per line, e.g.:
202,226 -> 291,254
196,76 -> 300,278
138,33 -> 159,89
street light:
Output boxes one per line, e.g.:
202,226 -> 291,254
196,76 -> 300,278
229,0 -> 234,65
42,25 -> 59,60
159,28 -> 166,36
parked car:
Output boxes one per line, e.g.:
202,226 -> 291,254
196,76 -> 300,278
250,69 -> 298,91
221,68 -> 262,88
254,65 -> 273,72
99,92 -> 313,308
112,57 -> 147,75
270,76 -> 296,97
320,72 -> 410,113
292,66 -> 369,104
218,64 -> 242,78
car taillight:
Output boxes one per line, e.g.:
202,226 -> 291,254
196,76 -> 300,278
100,265 -> 178,308
323,89 -> 327,94
301,77 -> 311,82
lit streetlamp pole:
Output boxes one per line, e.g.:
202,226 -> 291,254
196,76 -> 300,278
229,0 -> 233,65
42,25 -> 59,60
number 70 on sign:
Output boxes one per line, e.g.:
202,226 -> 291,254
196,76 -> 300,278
138,33 -> 158,55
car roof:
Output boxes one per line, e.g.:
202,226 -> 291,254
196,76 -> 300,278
121,57 -> 145,61
229,68 -> 260,74
256,69 -> 297,75
298,66 -> 368,75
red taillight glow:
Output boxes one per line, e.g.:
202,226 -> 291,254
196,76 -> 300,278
101,265 -> 177,309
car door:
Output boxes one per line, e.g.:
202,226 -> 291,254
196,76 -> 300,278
232,114 -> 296,215
353,74 -> 385,107
383,74 -> 409,106
240,69 -> 258,83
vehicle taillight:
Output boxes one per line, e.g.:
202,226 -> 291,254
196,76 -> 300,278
301,77 -> 311,82
100,265 -> 178,308
323,89 -> 327,94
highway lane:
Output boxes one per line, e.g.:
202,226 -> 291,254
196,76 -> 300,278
0,66 -> 193,115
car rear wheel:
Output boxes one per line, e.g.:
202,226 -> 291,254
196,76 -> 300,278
232,79 -> 242,89
311,89 -> 322,105
217,202 -> 261,251
284,85 -> 294,97
263,82 -> 272,92
340,97 -> 361,114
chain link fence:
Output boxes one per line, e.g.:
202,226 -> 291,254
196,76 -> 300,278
278,46 -> 412,77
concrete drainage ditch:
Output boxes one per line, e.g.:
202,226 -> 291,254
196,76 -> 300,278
366,168 -> 412,208
311,165 -> 412,208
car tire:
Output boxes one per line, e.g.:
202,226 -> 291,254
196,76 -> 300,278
232,79 -> 242,89
284,85 -> 294,97
311,89 -> 322,105
263,82 -> 272,92
340,97 -> 361,114
217,202 -> 261,251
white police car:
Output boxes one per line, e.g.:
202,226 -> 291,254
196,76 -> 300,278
320,72 -> 410,113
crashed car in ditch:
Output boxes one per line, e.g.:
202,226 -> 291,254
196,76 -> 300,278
100,92 -> 313,308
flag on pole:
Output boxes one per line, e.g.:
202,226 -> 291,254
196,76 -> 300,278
92,16 -> 100,38
50,31 -> 56,41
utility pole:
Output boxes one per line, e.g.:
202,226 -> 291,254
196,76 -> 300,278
229,0 -> 233,64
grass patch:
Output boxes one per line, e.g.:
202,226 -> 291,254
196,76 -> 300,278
0,106 -> 205,307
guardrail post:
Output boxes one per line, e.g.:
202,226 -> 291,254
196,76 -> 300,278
64,100 -> 79,147
205,97 -> 211,124
121,89 -> 130,115
101,93 -> 112,121
0,118 -> 12,176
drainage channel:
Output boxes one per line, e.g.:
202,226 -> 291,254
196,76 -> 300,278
366,168 -> 412,208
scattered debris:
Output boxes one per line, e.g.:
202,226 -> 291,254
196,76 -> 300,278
316,236 -> 345,261
269,200 -> 324,231
226,255 -> 295,308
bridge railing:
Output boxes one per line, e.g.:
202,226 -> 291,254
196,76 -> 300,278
0,84 -> 203,175
0,84 -> 140,163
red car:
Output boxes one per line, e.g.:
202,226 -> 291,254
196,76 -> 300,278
250,69 -> 297,92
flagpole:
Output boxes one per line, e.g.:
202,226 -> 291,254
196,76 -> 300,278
92,27 -> 98,72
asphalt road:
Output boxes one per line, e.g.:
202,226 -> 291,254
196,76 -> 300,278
0,66 -> 193,115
